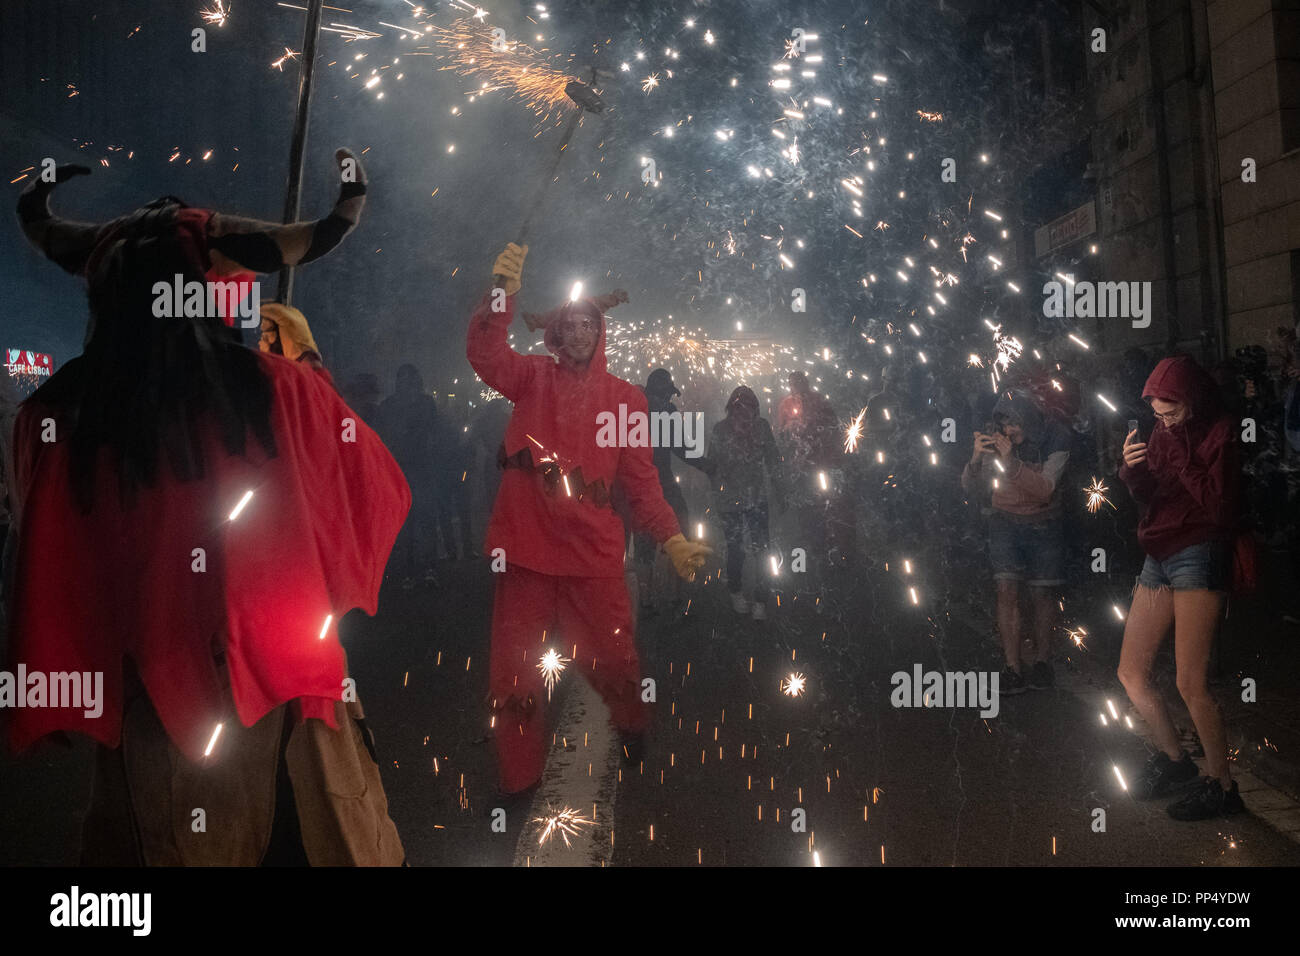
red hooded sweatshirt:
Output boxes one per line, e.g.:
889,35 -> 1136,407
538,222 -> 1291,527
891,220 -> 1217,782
6,353 -> 410,762
1118,355 -> 1240,560
467,292 -> 679,577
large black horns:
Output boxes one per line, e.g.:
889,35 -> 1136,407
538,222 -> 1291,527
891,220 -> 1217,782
16,164 -> 106,275
206,148 -> 368,275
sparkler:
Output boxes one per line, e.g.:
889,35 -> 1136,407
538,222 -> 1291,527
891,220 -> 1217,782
537,648 -> 571,700
533,805 -> 595,847
1083,477 -> 1116,513
781,672 -> 807,697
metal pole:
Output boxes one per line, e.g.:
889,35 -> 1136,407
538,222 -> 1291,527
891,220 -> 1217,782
276,0 -> 325,306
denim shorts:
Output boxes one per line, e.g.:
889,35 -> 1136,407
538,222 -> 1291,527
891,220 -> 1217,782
1137,541 -> 1229,592
988,513 -> 1065,587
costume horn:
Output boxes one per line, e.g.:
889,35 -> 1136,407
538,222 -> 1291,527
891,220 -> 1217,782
206,148 -> 368,275
16,164 -> 106,275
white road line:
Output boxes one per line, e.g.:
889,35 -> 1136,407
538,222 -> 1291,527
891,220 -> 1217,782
512,676 -> 621,867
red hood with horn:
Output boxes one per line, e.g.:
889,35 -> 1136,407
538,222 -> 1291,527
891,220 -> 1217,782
467,291 -> 679,577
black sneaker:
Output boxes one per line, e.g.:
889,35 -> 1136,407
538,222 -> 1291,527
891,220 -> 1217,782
998,666 -> 1027,696
1027,661 -> 1054,690
1166,777 -> 1245,821
1132,750 -> 1200,800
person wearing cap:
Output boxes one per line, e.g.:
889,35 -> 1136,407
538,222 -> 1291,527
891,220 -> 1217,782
467,242 -> 711,795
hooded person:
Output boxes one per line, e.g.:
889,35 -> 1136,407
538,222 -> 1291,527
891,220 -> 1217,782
1117,355 -> 1249,821
467,243 -> 711,794
708,385 -> 784,619
6,156 -> 409,865
376,364 -> 444,584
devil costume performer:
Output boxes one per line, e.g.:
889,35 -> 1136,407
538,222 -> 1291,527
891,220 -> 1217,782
468,244 -> 709,794
7,150 -> 410,865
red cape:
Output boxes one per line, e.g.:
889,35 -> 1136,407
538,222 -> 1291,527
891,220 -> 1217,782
6,352 -> 410,762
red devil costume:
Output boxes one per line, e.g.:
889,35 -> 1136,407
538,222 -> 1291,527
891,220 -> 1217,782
7,149 -> 410,864
468,246 -> 706,793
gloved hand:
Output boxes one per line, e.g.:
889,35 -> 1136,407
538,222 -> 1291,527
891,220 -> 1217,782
492,242 -> 528,296
260,302 -> 318,361
663,533 -> 712,582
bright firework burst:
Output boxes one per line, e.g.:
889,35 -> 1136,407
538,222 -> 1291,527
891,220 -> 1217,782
533,805 -> 595,847
1083,477 -> 1116,513
781,672 -> 807,697
201,1 -> 230,27
537,648 -> 571,700
642,72 -> 661,93
844,407 -> 868,453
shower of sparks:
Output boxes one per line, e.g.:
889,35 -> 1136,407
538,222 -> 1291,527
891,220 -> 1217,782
844,407 -> 868,453
1083,477 -> 1116,513
201,1 -> 230,27
915,109 -> 943,122
781,672 -> 807,697
430,19 -> 579,123
537,648 -> 571,700
1065,625 -> 1088,649
642,72 -> 661,93
533,805 -> 595,847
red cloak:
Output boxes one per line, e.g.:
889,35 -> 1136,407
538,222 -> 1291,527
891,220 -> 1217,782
6,352 -> 410,762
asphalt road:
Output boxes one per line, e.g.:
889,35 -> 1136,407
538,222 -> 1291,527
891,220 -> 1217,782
4,526 -> 1298,868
